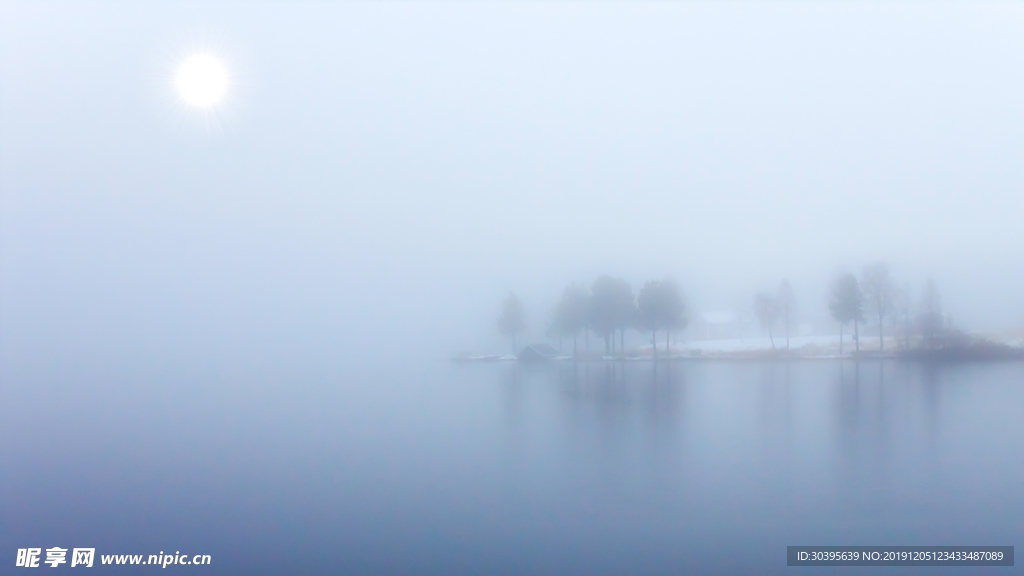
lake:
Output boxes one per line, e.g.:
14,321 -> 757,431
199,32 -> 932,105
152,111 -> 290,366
2,359 -> 1021,574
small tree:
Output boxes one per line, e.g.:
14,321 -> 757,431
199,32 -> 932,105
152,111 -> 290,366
497,292 -> 526,354
552,283 -> 588,358
777,280 -> 796,350
610,279 -> 635,356
754,292 -> 780,349
862,262 -> 894,352
660,278 -> 688,354
829,273 -> 864,355
544,318 -> 559,351
590,276 -> 632,356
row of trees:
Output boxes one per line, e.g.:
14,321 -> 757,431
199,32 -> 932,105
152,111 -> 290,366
827,263 -> 946,354
498,276 -> 688,357
499,263 -> 949,358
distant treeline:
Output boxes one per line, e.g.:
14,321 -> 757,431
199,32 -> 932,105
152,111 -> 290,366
496,263 -> 961,358
825,263 -> 947,355
499,276 -> 687,358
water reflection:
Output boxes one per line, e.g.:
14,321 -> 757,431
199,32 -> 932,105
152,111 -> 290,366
755,361 -> 793,445
554,361 -> 684,442
834,361 -> 951,472
482,359 -> 1023,574
4,359 -> 1021,575
494,360 -> 977,468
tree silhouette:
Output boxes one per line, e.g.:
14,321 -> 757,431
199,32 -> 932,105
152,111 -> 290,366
754,292 -> 780,350
637,280 -> 663,358
862,262 -> 894,352
919,278 -> 943,348
637,279 -> 687,358
829,273 -> 864,355
552,283 -> 588,358
660,278 -> 687,354
611,279 -> 636,356
590,276 -> 632,357
497,292 -> 526,354
894,282 -> 912,350
777,280 -> 796,350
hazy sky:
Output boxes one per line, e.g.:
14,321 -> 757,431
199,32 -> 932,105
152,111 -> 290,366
3,1 -> 1024,366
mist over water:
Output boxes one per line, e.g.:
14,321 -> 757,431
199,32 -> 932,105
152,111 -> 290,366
3,359 -> 1023,574
4,2 -> 1024,365
3,1 -> 1024,574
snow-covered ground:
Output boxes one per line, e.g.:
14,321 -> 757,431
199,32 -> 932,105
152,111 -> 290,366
672,335 -> 840,352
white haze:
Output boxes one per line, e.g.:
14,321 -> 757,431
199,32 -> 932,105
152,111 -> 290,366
3,1 -> 1024,372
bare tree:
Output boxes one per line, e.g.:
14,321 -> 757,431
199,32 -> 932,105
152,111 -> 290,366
919,278 -> 943,348
828,273 -> 863,355
862,262 -> 894,352
754,292 -> 780,349
777,280 -> 796,350
497,292 -> 526,354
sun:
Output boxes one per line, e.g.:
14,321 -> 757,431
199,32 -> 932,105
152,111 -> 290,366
175,55 -> 228,108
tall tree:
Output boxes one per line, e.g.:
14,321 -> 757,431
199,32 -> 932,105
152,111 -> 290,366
829,273 -> 864,355
552,283 -> 589,358
497,292 -> 526,354
862,262 -> 894,352
754,292 -> 780,349
777,280 -> 796,350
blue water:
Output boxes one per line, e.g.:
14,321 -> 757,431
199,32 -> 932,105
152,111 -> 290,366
2,360 -> 1021,574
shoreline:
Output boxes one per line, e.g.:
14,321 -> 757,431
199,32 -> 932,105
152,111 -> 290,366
452,344 -> 1024,363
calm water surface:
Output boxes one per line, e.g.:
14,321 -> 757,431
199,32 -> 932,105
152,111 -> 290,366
2,360 -> 1021,574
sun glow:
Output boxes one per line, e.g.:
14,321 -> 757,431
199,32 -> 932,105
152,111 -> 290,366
176,55 -> 228,107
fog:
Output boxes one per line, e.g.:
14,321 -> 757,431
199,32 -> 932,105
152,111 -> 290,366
4,1 -> 1024,372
